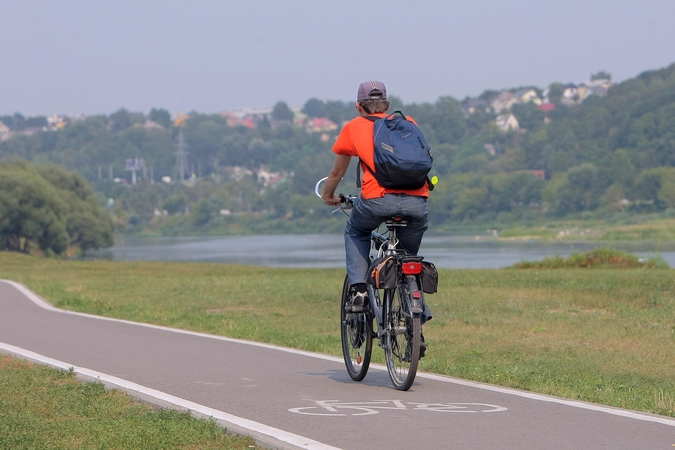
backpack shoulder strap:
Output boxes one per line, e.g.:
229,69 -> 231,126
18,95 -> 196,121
356,116 -> 379,187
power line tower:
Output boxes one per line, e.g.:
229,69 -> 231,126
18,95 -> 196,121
175,130 -> 189,182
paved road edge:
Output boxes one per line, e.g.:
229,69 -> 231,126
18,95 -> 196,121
3,278 -> 675,431
0,342 -> 340,450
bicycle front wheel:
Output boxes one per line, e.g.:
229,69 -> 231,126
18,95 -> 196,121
340,275 -> 372,381
384,281 -> 421,391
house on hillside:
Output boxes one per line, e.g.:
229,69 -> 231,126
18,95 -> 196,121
293,111 -> 308,127
530,170 -> 546,180
538,103 -> 556,113
587,78 -> 612,97
495,114 -> 519,132
305,117 -> 337,133
461,98 -> 490,115
576,84 -> 592,102
513,88 -> 542,105
173,113 -> 189,127
141,120 -> 165,130
257,167 -> 289,188
0,121 -> 10,141
561,84 -> 578,105
46,114 -> 64,127
220,111 -> 256,128
490,91 -> 518,113
224,166 -> 253,181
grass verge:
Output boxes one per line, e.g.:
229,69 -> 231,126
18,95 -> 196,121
512,247 -> 670,269
0,251 -> 673,420
0,354 -> 257,449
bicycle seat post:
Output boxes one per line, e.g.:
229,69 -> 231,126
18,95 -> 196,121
383,216 -> 408,253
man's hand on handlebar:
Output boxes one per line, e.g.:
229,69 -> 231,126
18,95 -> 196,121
321,193 -> 342,207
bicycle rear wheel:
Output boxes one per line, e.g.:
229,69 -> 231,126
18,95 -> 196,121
340,275 -> 372,381
384,280 -> 421,391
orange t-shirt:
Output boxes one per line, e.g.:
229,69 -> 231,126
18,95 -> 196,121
332,113 -> 430,199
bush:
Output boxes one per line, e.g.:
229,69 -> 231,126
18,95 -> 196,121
511,247 -> 670,269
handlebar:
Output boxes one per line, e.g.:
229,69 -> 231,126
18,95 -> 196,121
314,177 -> 358,214
314,177 -> 327,198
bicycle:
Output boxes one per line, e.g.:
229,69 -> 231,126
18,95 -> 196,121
315,178 -> 432,391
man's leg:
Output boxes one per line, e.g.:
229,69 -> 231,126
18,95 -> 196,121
344,197 -> 386,285
394,195 -> 429,255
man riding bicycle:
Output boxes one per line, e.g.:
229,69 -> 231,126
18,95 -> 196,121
321,80 -> 431,357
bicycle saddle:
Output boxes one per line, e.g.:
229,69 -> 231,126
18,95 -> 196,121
384,216 -> 410,227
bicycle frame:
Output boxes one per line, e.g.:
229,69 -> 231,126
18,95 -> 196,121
366,220 -> 422,341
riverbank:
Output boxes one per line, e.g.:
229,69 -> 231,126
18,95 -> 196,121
124,210 -> 675,244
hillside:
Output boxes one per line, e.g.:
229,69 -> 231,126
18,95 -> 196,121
1,63 -> 675,236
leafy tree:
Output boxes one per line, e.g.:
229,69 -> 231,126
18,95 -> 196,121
632,168 -> 667,204
302,98 -> 326,118
271,101 -> 294,121
511,103 -> 545,131
0,162 -> 69,254
35,163 -> 114,252
162,194 -> 187,215
600,183 -> 626,212
192,199 -> 213,227
657,171 -> 675,209
388,95 -> 405,112
0,161 -> 112,255
324,100 -> 354,125
609,150 -> 636,188
547,83 -> 564,104
591,71 -> 612,81
550,163 -> 601,215
452,186 -> 488,220
25,116 -> 48,128
2,113 -> 27,130
478,90 -> 499,101
149,108 -> 172,128
248,137 -> 271,168
110,108 -> 134,131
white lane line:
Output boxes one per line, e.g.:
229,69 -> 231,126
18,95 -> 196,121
3,279 -> 675,428
0,342 -> 341,450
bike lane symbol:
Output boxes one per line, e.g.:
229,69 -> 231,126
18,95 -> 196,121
289,400 -> 507,416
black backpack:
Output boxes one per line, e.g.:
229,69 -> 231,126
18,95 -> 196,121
357,111 -> 434,191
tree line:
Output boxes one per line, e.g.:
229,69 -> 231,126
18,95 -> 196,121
1,62 -> 675,238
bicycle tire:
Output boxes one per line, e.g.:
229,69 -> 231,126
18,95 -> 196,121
384,277 -> 421,391
340,275 -> 372,381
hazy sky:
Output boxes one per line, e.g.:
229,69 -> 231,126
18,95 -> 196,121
2,0 -> 674,116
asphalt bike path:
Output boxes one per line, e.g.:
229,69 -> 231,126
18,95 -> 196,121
1,280 -> 674,450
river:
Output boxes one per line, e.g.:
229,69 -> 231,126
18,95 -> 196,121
81,234 -> 675,269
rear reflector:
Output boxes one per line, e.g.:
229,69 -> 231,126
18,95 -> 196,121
402,262 -> 422,275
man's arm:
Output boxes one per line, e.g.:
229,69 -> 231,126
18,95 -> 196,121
321,154 -> 352,206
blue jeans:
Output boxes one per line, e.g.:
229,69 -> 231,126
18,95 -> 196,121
345,194 -> 431,324
345,194 -> 429,285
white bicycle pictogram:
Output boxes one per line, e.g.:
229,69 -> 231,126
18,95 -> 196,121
289,400 -> 507,416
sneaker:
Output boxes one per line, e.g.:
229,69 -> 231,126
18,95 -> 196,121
403,331 -> 426,362
349,290 -> 368,313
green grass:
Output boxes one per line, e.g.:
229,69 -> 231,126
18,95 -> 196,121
0,354 -> 257,450
0,251 -> 674,421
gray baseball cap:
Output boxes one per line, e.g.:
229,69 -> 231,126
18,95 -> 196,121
357,80 -> 387,101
